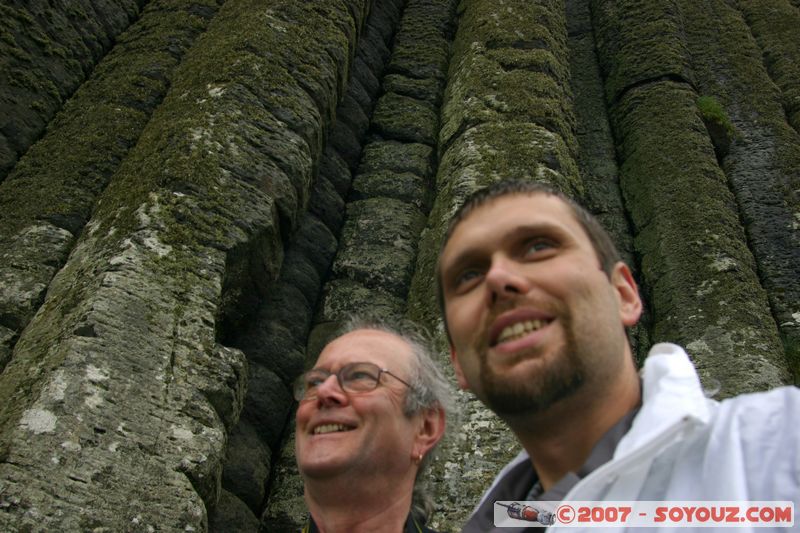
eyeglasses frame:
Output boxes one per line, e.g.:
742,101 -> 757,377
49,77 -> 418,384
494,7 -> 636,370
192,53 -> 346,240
293,361 -> 413,402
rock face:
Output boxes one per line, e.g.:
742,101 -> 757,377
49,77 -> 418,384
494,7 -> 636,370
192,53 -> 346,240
0,0 -> 797,531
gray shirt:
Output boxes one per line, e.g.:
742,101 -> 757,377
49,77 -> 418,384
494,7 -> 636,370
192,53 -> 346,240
460,409 -> 638,533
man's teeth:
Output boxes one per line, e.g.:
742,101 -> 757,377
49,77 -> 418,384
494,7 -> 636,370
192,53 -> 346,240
497,320 -> 546,343
313,423 -> 353,435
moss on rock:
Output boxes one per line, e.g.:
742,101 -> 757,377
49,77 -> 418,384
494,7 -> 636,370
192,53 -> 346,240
438,0 -> 575,157
358,140 -> 434,176
611,81 -> 790,394
735,0 -> 800,134
0,0 -> 142,181
333,198 -> 427,296
350,170 -> 431,212
0,1 -> 372,529
371,92 -> 439,145
679,0 -> 800,382
382,73 -> 445,106
696,95 -> 736,160
315,278 -> 407,325
590,0 -> 693,104
0,0 -> 225,411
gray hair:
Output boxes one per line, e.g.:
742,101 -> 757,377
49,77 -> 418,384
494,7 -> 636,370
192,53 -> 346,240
333,315 -> 455,525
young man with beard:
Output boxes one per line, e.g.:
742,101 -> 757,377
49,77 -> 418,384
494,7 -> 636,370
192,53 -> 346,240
436,179 -> 799,532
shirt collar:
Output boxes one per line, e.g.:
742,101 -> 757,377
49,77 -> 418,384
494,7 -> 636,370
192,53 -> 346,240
461,406 -> 640,532
304,512 -> 427,532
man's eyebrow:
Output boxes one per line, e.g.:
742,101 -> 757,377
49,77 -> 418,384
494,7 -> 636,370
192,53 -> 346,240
440,247 -> 483,279
441,222 -> 565,277
504,222 -> 564,240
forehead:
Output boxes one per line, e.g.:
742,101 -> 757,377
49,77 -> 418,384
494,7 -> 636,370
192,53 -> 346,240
315,329 -> 414,372
442,193 -> 585,257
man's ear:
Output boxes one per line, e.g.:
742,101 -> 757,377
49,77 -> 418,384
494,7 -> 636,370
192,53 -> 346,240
449,344 -> 470,390
414,406 -> 446,458
611,262 -> 642,327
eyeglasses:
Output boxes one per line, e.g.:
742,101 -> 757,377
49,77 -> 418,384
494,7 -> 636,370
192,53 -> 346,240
293,361 -> 413,401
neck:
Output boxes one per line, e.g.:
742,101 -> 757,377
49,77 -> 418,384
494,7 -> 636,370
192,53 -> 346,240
503,353 -> 641,490
305,475 -> 416,533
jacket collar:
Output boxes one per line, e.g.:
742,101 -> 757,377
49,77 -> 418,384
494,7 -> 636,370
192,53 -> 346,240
614,343 -> 712,459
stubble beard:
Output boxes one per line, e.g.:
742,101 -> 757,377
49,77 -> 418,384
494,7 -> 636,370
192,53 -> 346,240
477,313 -> 586,416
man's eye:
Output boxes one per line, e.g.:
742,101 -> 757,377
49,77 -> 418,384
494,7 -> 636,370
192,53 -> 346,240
524,239 -> 555,257
305,373 -> 327,387
454,269 -> 483,291
348,370 -> 376,382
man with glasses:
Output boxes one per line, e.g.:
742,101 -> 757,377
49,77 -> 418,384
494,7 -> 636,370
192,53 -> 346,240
293,318 -> 452,533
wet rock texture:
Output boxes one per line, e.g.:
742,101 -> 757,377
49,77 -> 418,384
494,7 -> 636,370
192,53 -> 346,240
0,0 -> 797,531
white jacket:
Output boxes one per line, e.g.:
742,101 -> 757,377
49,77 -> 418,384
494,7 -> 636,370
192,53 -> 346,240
482,343 -> 799,532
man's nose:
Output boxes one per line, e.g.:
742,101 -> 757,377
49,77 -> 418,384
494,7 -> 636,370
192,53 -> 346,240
316,374 -> 347,407
485,258 -> 530,304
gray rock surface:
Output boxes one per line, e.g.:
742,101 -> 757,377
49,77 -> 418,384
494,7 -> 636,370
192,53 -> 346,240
0,0 -> 798,531
209,489 -> 260,533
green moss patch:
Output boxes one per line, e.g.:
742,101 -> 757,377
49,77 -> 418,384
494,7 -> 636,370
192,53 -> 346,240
696,95 -> 736,160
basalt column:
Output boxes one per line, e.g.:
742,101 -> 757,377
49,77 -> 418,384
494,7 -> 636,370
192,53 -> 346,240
689,0 -> 800,381
566,0 -> 647,359
0,1 -> 373,530
0,0 -> 144,182
0,0 -> 225,375
591,0 -> 793,394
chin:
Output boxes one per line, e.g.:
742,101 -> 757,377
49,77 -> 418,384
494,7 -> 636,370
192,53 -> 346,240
298,458 -> 349,480
488,349 -> 549,377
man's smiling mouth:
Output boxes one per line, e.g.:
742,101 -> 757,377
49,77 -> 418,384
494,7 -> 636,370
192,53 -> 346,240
495,319 -> 551,345
312,423 -> 355,435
